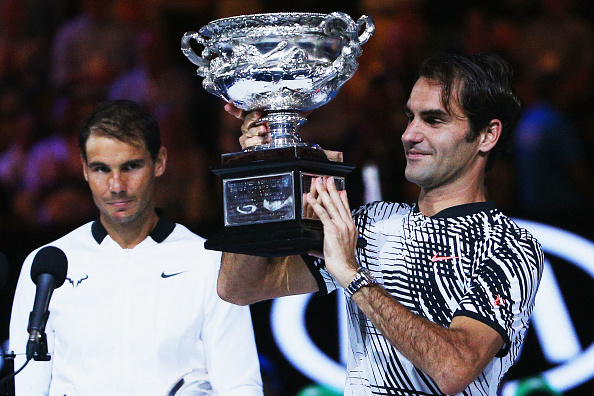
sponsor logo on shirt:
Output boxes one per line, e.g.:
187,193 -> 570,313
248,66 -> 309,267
161,271 -> 187,278
66,273 -> 88,289
430,253 -> 459,262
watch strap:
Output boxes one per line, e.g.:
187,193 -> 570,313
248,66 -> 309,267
345,267 -> 377,298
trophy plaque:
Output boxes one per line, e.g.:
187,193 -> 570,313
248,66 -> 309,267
182,12 -> 374,256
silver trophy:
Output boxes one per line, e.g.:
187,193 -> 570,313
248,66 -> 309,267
181,12 -> 374,256
182,11 -> 374,149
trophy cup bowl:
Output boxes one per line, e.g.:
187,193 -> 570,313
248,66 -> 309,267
182,11 -> 374,149
182,12 -> 374,256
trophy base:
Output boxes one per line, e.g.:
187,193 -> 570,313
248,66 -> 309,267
204,219 -> 323,257
205,146 -> 354,257
221,145 -> 329,165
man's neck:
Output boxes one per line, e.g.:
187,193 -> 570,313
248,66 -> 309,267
417,180 -> 488,217
100,212 -> 160,249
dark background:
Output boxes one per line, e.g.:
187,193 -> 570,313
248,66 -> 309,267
1,0 -> 594,394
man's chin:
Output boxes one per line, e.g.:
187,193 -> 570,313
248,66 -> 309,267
404,169 -> 422,185
404,171 -> 431,189
104,211 -> 136,225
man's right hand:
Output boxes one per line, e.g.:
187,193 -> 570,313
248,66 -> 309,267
224,103 -> 271,150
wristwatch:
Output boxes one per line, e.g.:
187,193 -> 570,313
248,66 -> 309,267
345,267 -> 377,298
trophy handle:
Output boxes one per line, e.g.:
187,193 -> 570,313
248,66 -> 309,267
313,13 -> 375,90
356,15 -> 375,45
320,12 -> 374,53
181,31 -> 210,70
320,12 -> 358,42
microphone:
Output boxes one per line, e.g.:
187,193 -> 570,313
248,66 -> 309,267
26,246 -> 68,361
0,251 -> 8,291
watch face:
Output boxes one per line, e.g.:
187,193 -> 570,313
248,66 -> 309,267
346,267 -> 377,298
359,267 -> 376,282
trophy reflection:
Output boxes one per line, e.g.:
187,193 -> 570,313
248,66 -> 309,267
182,12 -> 374,256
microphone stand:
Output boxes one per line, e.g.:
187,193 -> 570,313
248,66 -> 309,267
0,331 -> 50,396
2,350 -> 15,396
27,330 -> 51,361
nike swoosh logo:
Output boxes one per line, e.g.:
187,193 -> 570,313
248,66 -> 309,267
161,271 -> 187,278
430,253 -> 459,262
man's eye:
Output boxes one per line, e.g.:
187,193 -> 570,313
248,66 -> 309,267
124,163 -> 142,171
92,166 -> 109,173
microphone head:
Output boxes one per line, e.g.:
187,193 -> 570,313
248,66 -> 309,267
30,246 -> 68,288
0,251 -> 8,291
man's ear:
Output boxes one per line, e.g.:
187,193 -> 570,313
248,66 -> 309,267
81,155 -> 89,181
479,119 -> 502,154
154,146 -> 167,177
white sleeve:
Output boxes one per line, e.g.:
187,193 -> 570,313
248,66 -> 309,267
201,252 -> 263,396
9,250 -> 53,396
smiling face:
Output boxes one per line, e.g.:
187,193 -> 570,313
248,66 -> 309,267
402,77 -> 489,192
82,131 -> 166,230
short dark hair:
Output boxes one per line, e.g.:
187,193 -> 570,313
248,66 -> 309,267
418,53 -> 521,170
79,100 -> 161,162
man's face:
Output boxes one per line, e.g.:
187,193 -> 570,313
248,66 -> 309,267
82,132 -> 166,228
402,77 -> 483,191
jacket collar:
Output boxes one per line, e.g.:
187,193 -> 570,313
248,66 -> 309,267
413,201 -> 497,218
91,212 -> 175,244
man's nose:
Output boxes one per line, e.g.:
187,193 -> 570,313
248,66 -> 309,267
401,121 -> 424,144
109,173 -> 125,193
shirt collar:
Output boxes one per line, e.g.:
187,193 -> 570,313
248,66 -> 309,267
91,212 -> 176,244
412,201 -> 497,218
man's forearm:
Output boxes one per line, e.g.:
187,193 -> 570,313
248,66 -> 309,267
218,253 -> 272,305
218,253 -> 318,305
351,284 -> 501,395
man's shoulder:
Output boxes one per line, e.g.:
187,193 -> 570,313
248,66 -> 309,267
165,223 -> 206,243
479,211 -> 544,272
22,222 -> 95,265
44,222 -> 95,248
353,201 -> 413,223
489,210 -> 538,240
161,223 -> 222,259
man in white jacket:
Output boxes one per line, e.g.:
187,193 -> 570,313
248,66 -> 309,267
10,100 -> 263,395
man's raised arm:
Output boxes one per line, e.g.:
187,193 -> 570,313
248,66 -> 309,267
217,104 -> 320,305
217,253 -> 319,305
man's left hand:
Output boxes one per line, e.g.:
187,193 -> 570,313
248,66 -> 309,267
306,177 -> 359,287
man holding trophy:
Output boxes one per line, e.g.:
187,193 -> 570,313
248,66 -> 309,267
182,12 -> 543,396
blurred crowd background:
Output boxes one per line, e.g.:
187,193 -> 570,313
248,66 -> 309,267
0,0 -> 593,233
1,0 -> 594,394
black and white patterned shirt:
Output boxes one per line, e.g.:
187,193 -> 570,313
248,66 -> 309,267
308,201 -> 543,396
